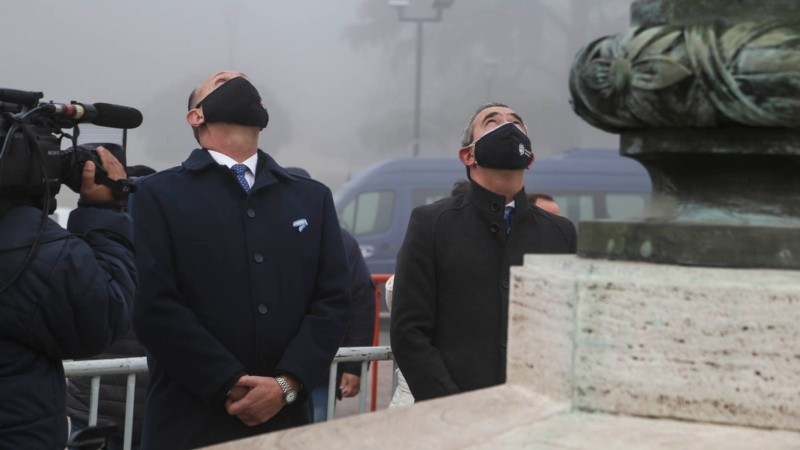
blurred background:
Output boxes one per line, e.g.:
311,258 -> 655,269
2,0 -> 632,207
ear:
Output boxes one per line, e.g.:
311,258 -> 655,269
458,146 -> 476,167
186,107 -> 205,127
526,150 -> 536,170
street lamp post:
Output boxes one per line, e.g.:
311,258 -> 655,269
388,0 -> 453,157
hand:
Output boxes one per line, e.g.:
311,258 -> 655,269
224,384 -> 249,410
339,373 -> 360,398
225,375 -> 284,426
80,146 -> 127,202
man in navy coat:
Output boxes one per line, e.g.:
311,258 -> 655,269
132,71 -> 351,449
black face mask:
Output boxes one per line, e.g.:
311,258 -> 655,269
473,122 -> 534,170
197,77 -> 269,129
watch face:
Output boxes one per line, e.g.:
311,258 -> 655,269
286,390 -> 297,404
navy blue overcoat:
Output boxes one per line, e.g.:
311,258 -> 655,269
132,149 -> 350,449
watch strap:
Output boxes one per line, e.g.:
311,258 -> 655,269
275,376 -> 296,404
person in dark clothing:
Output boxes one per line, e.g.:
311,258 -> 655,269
286,165 -> 376,422
311,228 -> 375,421
132,71 -> 350,449
390,103 -> 577,401
67,165 -> 156,450
527,192 -> 562,216
66,330 -> 148,450
0,147 -> 136,449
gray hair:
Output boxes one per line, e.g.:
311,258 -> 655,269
460,102 -> 510,147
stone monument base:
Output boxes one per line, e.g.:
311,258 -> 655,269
508,255 -> 800,431
208,256 -> 800,449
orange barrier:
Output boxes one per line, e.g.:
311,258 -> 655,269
370,274 -> 392,411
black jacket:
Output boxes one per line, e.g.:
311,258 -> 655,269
317,228 -> 376,393
339,228 -> 376,374
0,205 -> 136,449
132,150 -> 350,449
390,182 -> 576,401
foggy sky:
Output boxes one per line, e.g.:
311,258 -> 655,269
3,0 -> 630,208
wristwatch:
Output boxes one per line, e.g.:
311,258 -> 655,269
275,376 -> 298,404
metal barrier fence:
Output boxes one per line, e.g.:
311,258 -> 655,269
369,274 -> 393,411
321,346 -> 396,422
62,357 -> 148,450
63,346 -> 394,450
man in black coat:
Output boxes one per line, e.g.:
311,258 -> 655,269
0,148 -> 136,449
131,71 -> 350,449
390,103 -> 577,401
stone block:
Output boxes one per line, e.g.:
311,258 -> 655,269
512,255 -> 800,431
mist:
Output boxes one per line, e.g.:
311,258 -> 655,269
2,0 -> 631,208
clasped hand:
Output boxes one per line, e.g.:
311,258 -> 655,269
225,375 -> 284,427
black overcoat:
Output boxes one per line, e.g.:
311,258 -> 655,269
390,182 -> 576,401
132,149 -> 350,449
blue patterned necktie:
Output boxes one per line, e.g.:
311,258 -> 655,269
503,205 -> 514,235
231,164 -> 250,193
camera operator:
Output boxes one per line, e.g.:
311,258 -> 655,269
0,147 -> 137,449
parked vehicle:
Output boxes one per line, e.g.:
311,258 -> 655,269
334,148 -> 651,279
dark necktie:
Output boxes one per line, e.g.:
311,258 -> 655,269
231,164 -> 250,193
503,205 -> 514,235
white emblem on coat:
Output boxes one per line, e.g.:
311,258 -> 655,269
360,244 -> 375,258
292,219 -> 309,232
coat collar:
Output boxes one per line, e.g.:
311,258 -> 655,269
466,180 -> 528,216
182,148 -> 299,192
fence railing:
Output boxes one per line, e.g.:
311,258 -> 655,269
62,357 -> 148,450
63,346 -> 394,450
321,346 -> 396,422
369,274 -> 393,411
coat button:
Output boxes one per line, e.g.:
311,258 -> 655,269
254,253 -> 264,263
491,201 -> 500,211
257,304 -> 268,315
246,208 -> 256,218
500,342 -> 507,350
490,223 -> 499,233
502,279 -> 509,289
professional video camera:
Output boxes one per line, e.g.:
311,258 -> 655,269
0,87 -> 144,212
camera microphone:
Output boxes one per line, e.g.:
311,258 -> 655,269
91,103 -> 144,129
40,102 -> 143,129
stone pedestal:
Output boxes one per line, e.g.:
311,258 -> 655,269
509,255 -> 800,431
207,256 -> 800,449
